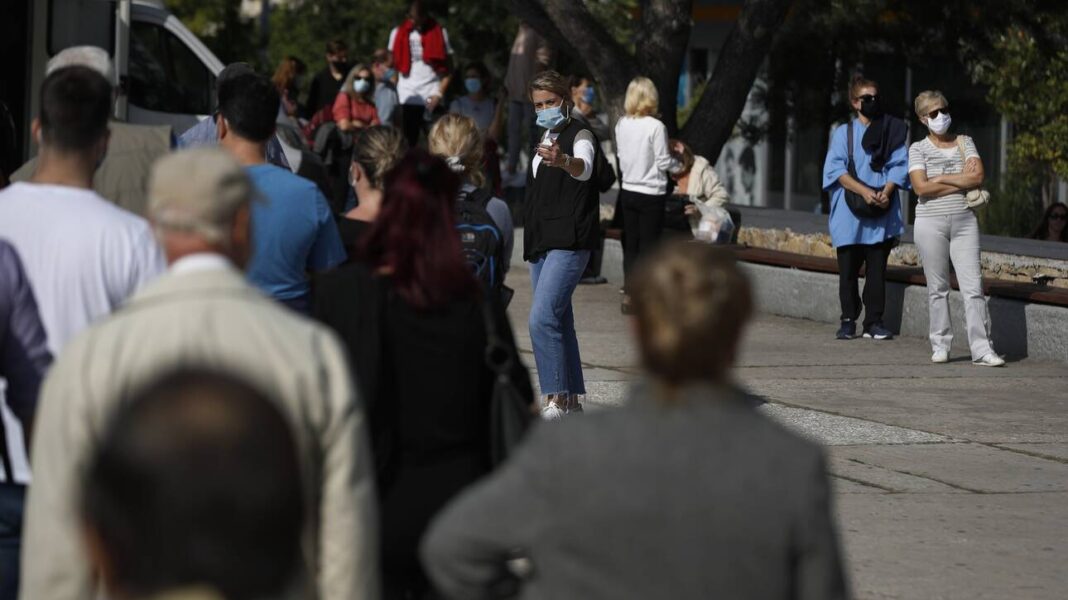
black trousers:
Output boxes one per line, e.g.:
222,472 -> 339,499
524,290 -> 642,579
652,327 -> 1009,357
621,189 -> 667,288
836,239 -> 894,327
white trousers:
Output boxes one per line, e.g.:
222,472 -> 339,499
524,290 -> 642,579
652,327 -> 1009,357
913,211 -> 996,360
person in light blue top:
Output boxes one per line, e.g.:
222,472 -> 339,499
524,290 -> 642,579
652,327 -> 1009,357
822,76 -> 908,341
178,63 -> 291,172
216,71 -> 345,313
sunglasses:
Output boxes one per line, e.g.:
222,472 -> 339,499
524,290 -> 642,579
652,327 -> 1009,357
1050,213 -> 1067,221
857,94 -> 877,102
355,76 -> 372,82
927,107 -> 950,119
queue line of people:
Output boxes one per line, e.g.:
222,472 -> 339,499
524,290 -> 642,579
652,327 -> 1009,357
0,29 -> 853,600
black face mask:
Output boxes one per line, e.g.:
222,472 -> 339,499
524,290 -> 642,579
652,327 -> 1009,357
859,96 -> 883,119
331,60 -> 350,72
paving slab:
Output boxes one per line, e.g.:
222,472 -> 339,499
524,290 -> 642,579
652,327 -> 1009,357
761,405 -> 949,446
994,442 -> 1068,463
838,492 -> 1068,600
828,453 -> 966,494
833,443 -> 1068,493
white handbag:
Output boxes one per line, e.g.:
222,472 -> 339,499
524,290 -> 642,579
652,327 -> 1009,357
957,135 -> 990,209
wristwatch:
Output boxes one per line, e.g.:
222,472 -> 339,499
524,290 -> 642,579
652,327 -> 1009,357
562,154 -> 572,169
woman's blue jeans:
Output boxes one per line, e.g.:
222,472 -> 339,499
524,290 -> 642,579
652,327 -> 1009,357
528,250 -> 590,397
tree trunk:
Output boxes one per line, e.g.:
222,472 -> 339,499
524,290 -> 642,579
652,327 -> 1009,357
680,0 -> 793,161
509,0 -> 638,125
635,0 -> 694,137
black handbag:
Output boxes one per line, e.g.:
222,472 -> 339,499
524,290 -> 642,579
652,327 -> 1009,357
480,296 -> 534,466
844,123 -> 889,219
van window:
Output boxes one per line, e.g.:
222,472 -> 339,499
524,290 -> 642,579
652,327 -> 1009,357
49,0 -> 112,56
128,22 -> 213,115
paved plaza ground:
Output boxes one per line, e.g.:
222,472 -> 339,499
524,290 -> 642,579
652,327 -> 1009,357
505,258 -> 1068,600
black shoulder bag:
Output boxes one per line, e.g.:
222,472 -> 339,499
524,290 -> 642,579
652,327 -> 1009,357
844,123 -> 890,219
480,296 -> 534,466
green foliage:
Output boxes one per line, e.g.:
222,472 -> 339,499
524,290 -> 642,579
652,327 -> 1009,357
977,180 -> 1044,238
267,0 -> 408,76
584,0 -> 638,52
165,0 -> 259,66
967,11 -> 1068,207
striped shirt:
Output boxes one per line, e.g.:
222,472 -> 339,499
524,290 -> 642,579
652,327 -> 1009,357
908,136 -> 979,218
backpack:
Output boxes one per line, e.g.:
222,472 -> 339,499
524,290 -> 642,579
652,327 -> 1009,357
455,187 -> 505,291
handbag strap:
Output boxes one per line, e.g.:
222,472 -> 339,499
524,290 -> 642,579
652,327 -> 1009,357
480,295 -> 514,378
846,121 -> 855,169
955,135 -> 968,166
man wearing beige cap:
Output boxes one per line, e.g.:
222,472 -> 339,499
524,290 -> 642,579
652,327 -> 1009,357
20,148 -> 380,600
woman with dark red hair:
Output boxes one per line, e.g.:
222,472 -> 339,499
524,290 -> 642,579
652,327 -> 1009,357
312,149 -> 531,600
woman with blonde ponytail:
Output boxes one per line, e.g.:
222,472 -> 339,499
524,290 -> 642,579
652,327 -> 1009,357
429,114 -> 514,276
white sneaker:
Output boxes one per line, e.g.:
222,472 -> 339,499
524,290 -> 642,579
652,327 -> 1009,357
973,353 -> 1006,367
540,398 -> 566,421
931,349 -> 949,364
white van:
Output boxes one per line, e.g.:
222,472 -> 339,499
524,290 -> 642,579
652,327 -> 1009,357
8,0 -> 224,165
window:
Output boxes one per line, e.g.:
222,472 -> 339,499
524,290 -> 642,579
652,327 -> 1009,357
49,0 -> 112,56
128,22 -> 213,115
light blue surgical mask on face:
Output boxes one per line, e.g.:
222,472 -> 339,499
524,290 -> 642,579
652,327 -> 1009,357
353,79 -> 371,94
383,68 -> 397,82
582,86 -> 595,104
464,78 -> 482,94
536,104 -> 567,129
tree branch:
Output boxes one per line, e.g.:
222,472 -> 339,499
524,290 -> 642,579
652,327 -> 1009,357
511,0 -> 638,124
680,0 -> 793,161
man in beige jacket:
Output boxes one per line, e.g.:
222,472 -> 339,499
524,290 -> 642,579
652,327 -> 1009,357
20,148 -> 379,600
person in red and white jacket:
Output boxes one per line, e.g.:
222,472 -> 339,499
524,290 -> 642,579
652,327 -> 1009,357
388,0 -> 453,146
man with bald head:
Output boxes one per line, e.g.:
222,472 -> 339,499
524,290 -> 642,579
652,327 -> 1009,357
20,149 -> 379,600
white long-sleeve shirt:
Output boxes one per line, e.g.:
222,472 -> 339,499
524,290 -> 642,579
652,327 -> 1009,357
615,115 -> 675,195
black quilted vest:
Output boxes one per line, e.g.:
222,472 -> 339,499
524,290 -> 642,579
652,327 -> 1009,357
522,118 -> 600,261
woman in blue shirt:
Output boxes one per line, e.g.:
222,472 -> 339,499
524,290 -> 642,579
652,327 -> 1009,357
822,76 -> 908,340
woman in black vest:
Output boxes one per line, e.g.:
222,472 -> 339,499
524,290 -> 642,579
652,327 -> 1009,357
523,70 -> 600,419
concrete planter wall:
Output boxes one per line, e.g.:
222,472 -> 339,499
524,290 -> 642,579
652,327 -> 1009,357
510,231 -> 1068,363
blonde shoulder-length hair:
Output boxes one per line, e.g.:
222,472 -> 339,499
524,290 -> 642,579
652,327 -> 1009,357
428,113 -> 486,188
624,76 -> 659,117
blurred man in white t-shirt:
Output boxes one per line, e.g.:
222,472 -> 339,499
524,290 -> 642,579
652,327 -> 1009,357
0,66 -> 164,357
388,0 -> 453,146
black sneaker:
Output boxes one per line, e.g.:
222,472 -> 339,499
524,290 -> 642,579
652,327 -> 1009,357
835,320 -> 856,340
862,324 -> 894,340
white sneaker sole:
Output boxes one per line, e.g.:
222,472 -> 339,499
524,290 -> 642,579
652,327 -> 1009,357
862,333 -> 891,340
973,355 -> 1006,367
931,354 -> 949,364
540,405 -> 566,421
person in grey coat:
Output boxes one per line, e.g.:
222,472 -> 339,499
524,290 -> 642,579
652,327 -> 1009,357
420,241 -> 849,600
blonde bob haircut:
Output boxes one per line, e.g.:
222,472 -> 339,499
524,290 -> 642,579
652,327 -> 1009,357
630,241 -> 753,388
624,76 -> 659,117
914,90 -> 949,119
428,114 -> 486,188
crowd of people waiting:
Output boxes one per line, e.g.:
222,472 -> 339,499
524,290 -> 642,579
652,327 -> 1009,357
0,4 -> 847,599
8,0 -> 1055,596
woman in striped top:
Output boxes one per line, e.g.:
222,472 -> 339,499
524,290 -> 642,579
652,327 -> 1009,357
907,90 -> 1004,367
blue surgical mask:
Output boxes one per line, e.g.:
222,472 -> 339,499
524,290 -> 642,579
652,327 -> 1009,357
353,79 -> 371,94
582,86 -> 595,104
536,104 -> 567,130
383,68 -> 397,82
464,78 -> 482,94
